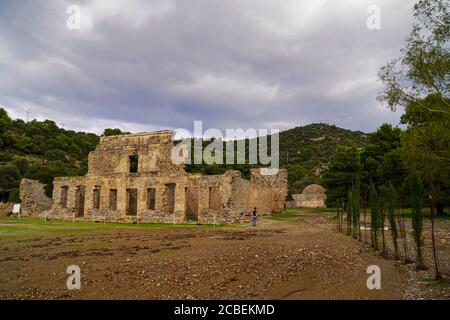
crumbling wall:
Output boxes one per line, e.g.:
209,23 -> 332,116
250,169 -> 288,213
197,169 -> 288,224
45,132 -> 289,225
88,131 -> 183,176
20,179 -> 53,216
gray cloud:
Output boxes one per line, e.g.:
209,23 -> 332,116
0,0 -> 411,134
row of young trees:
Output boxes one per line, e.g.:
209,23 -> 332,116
331,0 -> 448,281
335,170 -> 441,279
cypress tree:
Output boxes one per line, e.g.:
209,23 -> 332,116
379,186 -> 388,257
336,199 -> 341,231
351,185 -> 358,239
369,182 -> 379,250
428,189 -> 442,279
346,189 -> 353,236
353,174 -> 362,240
409,171 -> 426,270
387,183 -> 399,259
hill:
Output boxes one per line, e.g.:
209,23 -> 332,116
0,108 -> 367,201
0,108 -> 99,200
279,123 -> 367,194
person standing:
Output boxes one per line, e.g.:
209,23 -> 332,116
251,207 -> 258,227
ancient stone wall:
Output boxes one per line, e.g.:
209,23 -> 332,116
20,179 -> 53,216
197,169 -> 288,224
88,131 -> 183,176
31,131 -> 289,224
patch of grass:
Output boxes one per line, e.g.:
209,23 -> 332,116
296,207 -> 336,213
396,208 -> 450,220
399,208 -> 432,215
0,216 -> 232,239
265,211 -> 301,221
266,208 -> 336,221
156,250 -> 172,257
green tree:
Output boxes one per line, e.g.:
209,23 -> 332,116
346,188 -> 353,236
11,158 -> 29,175
401,97 -> 450,215
379,186 -> 388,256
322,146 -> 361,207
44,149 -> 66,162
0,109 -> 15,149
378,0 -> 449,215
0,165 -> 20,190
386,183 -> 400,259
369,182 -> 380,250
378,0 -> 449,112
361,123 -> 406,189
409,171 -> 426,269
102,128 -> 130,136
287,164 -> 308,195
352,172 -> 362,240
0,108 -> 12,133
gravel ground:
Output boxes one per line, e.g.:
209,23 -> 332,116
0,212 -> 448,300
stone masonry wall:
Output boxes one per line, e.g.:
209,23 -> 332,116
41,131 -> 289,224
20,179 -> 53,216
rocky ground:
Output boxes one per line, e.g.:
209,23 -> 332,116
0,211 -> 448,300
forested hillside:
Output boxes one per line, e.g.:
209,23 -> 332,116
0,107 -> 367,201
279,123 -> 367,194
0,108 -> 99,200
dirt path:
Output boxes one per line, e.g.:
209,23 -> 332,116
0,213 -> 438,300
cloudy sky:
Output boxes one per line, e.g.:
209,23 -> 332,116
0,0 -> 413,135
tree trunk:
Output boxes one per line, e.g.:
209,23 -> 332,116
364,202 -> 368,244
400,206 -> 412,264
430,195 -> 442,280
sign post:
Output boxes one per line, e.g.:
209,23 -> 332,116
13,204 -> 21,220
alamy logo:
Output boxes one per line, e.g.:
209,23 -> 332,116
366,265 -> 381,290
172,121 -> 280,175
66,5 -> 82,30
366,5 -> 381,30
66,265 -> 81,290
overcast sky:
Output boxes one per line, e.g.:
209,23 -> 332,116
0,0 -> 413,135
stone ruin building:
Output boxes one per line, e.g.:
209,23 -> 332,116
20,130 -> 288,224
292,184 -> 327,208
